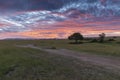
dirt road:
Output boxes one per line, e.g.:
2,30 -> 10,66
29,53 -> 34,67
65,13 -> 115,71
18,45 -> 120,73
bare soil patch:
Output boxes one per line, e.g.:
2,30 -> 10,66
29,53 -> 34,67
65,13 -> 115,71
17,45 -> 120,74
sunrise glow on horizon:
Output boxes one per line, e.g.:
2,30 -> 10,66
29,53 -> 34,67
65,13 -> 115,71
0,0 -> 120,39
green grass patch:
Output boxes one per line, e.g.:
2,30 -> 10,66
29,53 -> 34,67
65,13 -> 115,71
0,42 -> 120,80
4,38 -> 119,56
0,38 -> 120,56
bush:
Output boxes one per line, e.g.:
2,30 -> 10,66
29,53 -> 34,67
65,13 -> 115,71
90,39 -> 98,43
50,46 -> 57,49
108,39 -> 115,41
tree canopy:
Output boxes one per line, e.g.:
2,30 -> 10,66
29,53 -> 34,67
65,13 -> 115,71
68,32 -> 84,43
99,33 -> 105,43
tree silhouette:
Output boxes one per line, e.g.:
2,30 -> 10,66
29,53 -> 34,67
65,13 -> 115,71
68,32 -> 84,43
99,33 -> 105,43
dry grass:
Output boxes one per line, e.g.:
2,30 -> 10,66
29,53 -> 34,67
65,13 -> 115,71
0,39 -> 119,80
4,37 -> 119,56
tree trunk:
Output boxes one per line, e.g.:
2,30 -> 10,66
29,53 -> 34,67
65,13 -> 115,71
75,39 -> 78,43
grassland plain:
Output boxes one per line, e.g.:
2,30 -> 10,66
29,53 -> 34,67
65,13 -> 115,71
4,37 -> 119,56
0,37 -> 119,80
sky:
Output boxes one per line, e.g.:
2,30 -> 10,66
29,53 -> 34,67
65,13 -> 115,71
0,0 -> 120,39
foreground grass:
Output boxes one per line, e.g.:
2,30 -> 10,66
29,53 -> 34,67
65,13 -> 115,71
0,43 -> 120,80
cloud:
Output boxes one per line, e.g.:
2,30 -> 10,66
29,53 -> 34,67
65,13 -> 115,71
58,0 -> 120,17
0,10 -> 67,33
0,0 -> 119,39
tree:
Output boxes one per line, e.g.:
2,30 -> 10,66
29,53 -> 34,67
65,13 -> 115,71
68,32 -> 84,43
99,33 -> 105,43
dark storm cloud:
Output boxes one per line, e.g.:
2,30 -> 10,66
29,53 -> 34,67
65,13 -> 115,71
0,0 -> 120,17
0,0 -> 64,11
0,0 -> 28,11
